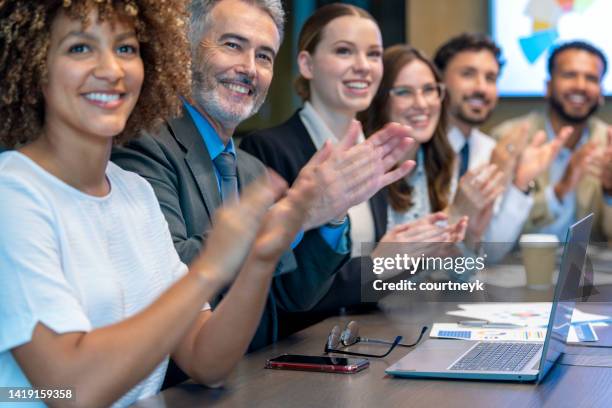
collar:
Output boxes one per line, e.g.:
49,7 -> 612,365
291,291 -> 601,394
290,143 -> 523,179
544,113 -> 590,150
298,101 -> 365,149
447,125 -> 470,153
447,125 -> 491,154
183,99 -> 236,160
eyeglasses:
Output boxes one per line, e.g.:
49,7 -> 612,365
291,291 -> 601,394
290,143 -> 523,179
324,321 -> 428,358
389,83 -> 446,105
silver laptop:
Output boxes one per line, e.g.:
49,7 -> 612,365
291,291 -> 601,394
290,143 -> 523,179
386,213 -> 593,382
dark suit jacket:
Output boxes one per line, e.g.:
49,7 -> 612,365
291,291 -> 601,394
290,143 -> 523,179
111,111 -> 349,384
241,110 -> 388,317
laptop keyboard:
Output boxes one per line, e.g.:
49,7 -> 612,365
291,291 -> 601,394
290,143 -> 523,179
450,342 -> 543,372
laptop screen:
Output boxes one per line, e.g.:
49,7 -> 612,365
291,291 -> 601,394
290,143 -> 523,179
537,214 -> 593,380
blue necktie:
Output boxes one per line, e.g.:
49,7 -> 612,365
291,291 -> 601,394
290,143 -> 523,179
459,142 -> 470,178
213,152 -> 238,202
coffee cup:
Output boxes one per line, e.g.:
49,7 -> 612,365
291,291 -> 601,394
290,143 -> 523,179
519,234 -> 560,289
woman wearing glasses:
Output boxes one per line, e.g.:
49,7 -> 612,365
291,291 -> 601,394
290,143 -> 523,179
360,46 -> 454,227
0,2 -> 315,406
360,45 -> 504,247
241,4 -> 466,320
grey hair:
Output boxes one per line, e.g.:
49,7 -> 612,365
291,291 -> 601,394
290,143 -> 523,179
188,0 -> 285,53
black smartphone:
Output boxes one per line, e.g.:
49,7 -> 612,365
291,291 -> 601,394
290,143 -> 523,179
265,354 -> 369,373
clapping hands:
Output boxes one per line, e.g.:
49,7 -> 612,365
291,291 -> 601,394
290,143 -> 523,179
192,170 -> 317,287
371,212 -> 468,260
300,120 -> 416,230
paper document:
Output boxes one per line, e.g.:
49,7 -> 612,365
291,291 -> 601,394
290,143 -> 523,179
430,322 -> 601,343
446,303 -> 611,328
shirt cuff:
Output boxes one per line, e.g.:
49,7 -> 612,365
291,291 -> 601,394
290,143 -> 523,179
290,230 -> 305,250
604,192 -> 612,206
505,184 -> 535,214
318,219 -> 350,254
545,185 -> 566,217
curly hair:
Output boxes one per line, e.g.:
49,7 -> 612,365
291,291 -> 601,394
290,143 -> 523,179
0,0 -> 191,148
358,45 -> 454,213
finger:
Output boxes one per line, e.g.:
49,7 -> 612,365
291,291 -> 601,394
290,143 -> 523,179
466,163 -> 494,181
424,211 -> 448,224
549,126 -> 572,156
450,216 -> 469,241
514,122 -> 531,151
528,130 -> 546,149
397,221 -> 443,237
471,164 -> 498,186
409,225 -> 452,243
388,221 -> 418,235
335,141 -> 380,173
398,212 -> 447,231
581,141 -> 599,156
367,122 -> 410,148
381,137 -> 416,170
368,122 -> 415,164
307,140 -> 334,166
332,147 -> 383,193
336,120 -> 361,151
481,168 -> 505,201
262,170 -> 289,202
233,171 -> 287,221
377,160 -> 416,188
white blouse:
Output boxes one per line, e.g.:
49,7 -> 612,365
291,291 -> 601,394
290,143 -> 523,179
299,102 -> 376,257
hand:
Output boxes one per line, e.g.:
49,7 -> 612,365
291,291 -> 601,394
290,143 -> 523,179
301,120 -> 416,230
251,167 -> 318,265
449,163 -> 505,222
191,173 -> 288,287
371,212 -> 468,259
554,141 -> 602,200
465,202 -> 495,245
602,128 -> 612,193
490,122 -> 530,186
514,126 -> 572,191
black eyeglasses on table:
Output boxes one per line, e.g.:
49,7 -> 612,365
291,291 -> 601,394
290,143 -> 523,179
324,321 -> 428,358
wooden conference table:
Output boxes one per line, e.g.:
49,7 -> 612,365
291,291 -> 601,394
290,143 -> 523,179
132,281 -> 612,408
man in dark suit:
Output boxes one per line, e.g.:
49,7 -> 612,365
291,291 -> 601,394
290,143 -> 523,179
112,0 -> 414,385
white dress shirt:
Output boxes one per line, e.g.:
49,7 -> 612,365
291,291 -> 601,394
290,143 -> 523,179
447,126 -> 534,247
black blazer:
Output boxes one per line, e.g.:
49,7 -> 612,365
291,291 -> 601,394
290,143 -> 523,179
111,110 -> 349,347
241,110 -> 389,313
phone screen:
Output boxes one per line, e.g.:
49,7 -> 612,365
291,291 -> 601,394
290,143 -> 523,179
267,354 -> 366,366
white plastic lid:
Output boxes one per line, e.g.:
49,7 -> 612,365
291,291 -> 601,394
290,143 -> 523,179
519,233 -> 560,247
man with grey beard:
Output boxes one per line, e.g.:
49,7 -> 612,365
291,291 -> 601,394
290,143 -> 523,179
112,0 -> 414,377
492,41 -> 612,241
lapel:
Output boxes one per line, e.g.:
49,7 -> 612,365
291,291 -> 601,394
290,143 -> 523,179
168,111 -> 222,216
236,150 -> 251,191
531,112 -> 551,190
369,189 -> 389,241
577,117 -> 607,216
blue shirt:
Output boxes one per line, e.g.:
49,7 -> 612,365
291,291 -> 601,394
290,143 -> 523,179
183,101 -> 349,252
541,119 -> 588,241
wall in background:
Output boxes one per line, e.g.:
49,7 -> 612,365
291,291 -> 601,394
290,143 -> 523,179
407,0 -> 612,133
238,0 -> 612,136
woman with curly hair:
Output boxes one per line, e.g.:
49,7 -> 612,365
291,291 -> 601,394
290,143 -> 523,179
0,1 -> 315,406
